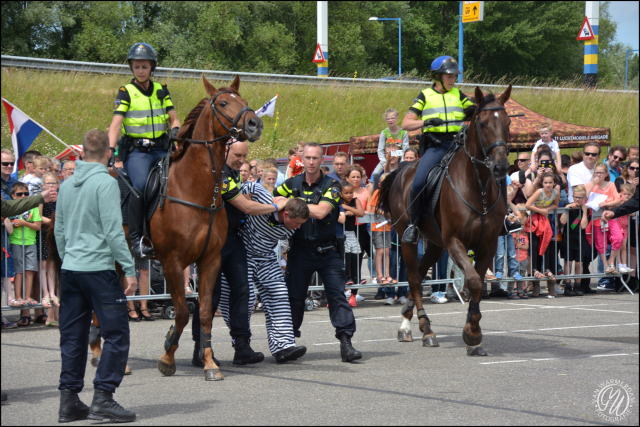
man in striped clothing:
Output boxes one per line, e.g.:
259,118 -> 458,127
218,182 -> 310,363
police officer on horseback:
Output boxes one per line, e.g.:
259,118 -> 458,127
400,56 -> 519,244
108,43 -> 181,258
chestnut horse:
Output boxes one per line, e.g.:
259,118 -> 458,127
49,75 -> 263,381
377,86 -> 513,356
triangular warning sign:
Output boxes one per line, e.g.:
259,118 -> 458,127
577,16 -> 595,41
312,43 -> 326,63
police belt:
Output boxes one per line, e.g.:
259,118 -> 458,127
293,239 -> 337,253
130,134 -> 170,152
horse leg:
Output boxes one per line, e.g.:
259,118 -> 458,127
447,238 -> 488,356
157,258 -> 192,376
194,253 -> 223,381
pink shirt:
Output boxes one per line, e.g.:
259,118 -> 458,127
589,181 -> 619,226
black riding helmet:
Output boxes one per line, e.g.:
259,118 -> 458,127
127,43 -> 157,73
431,55 -> 462,89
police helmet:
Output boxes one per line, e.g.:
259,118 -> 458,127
127,43 -> 157,69
431,56 -> 462,76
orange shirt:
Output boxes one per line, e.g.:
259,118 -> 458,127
370,190 -> 390,232
288,156 -> 304,176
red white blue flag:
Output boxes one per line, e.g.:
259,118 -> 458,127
2,98 -> 44,178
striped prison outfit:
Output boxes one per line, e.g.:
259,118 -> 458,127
218,182 -> 297,355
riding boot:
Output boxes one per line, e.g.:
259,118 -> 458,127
58,390 -> 90,423
232,336 -> 264,365
87,389 -> 136,423
338,332 -> 362,363
402,189 -> 422,244
128,194 -> 154,258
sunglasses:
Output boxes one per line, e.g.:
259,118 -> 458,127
611,155 -> 624,161
517,158 -> 530,162
629,166 -> 638,171
1,162 -> 14,167
14,192 -> 29,197
584,152 -> 599,157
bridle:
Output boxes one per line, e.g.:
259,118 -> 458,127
164,90 -> 255,261
464,105 -> 508,168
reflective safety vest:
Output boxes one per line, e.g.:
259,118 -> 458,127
121,82 -> 170,139
417,87 -> 473,134
290,173 -> 339,244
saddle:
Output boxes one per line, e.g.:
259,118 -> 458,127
421,136 -> 463,219
143,154 -> 170,240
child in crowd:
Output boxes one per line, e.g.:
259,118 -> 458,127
321,166 -> 331,175
261,181 -> 275,193
571,151 -> 583,166
532,121 -> 561,170
367,173 -> 396,287
338,181 -> 364,307
586,163 -> 623,274
255,161 -> 266,184
7,182 -> 42,325
495,186 -> 524,299
372,109 -> 409,186
287,141 -> 306,178
525,172 -> 560,297
262,168 -> 278,187
21,155 -> 49,196
616,183 -> 636,273
512,204 -> 530,299
38,172 -> 60,313
559,185 -> 590,296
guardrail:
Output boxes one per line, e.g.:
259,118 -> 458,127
2,55 -> 638,94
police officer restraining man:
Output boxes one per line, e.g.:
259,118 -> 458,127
191,139 -> 289,367
274,142 -> 361,362
107,43 -> 181,258
401,56 -> 519,244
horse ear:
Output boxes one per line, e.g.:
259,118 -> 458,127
230,74 -> 241,93
474,86 -> 484,105
202,75 -> 217,97
499,84 -> 512,105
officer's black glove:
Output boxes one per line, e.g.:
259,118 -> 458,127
423,118 -> 445,127
168,127 -> 180,142
109,147 -> 116,167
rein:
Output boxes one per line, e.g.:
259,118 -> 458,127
445,104 -> 508,251
166,90 -> 255,262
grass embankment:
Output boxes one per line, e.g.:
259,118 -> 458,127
1,69 -> 638,161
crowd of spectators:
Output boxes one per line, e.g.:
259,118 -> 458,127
2,118 -> 638,328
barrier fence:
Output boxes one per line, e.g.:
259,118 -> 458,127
2,208 -> 638,314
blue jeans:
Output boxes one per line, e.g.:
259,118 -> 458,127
495,235 -> 519,290
432,251 -> 449,293
411,140 -> 453,194
124,147 -> 169,193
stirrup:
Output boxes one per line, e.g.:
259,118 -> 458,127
135,236 -> 155,258
402,224 -> 419,244
501,216 -> 522,236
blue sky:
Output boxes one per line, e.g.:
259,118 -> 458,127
608,1 -> 639,49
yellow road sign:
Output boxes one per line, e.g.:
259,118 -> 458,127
462,1 -> 484,23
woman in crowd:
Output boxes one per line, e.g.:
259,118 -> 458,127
39,172 -> 60,326
346,165 -> 370,303
615,157 -> 639,192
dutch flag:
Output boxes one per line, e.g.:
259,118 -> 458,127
256,95 -> 279,118
1,98 -> 44,178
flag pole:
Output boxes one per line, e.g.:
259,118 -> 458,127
1,97 -> 75,151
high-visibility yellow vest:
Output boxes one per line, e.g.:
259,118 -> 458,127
411,87 -> 473,134
120,82 -> 170,139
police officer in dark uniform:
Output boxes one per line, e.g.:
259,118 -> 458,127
107,43 -> 181,258
191,139 -> 289,367
274,142 -> 361,362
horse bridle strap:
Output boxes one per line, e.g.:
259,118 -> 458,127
474,105 -> 508,160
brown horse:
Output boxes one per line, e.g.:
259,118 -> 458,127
377,86 -> 513,356
49,75 -> 263,381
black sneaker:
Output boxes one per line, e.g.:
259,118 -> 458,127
88,389 -> 135,423
374,289 -> 386,300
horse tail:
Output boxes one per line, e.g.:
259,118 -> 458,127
376,166 -> 402,218
46,213 -> 63,297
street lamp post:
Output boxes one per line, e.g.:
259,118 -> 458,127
369,17 -> 401,78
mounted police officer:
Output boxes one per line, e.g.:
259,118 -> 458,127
401,56 -> 518,244
107,43 -> 181,258
274,142 -> 361,363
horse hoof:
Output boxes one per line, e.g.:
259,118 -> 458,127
157,360 -> 176,377
466,344 -> 488,357
462,328 -> 482,347
90,357 -> 100,368
397,330 -> 413,342
422,335 -> 440,347
124,364 -> 131,375
204,369 -> 224,381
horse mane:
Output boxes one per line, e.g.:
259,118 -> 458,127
172,98 -> 208,161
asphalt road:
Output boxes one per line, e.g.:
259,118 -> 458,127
2,289 -> 638,426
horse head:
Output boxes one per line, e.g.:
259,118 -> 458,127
202,75 -> 264,142
472,84 -> 512,179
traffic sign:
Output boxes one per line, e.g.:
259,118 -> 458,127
312,43 -> 326,63
576,16 -> 595,41
462,1 -> 484,23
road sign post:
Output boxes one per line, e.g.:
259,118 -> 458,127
458,1 -> 484,84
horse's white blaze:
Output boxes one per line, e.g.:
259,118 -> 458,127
230,94 -> 236,98
400,317 -> 411,332
494,112 -> 499,118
